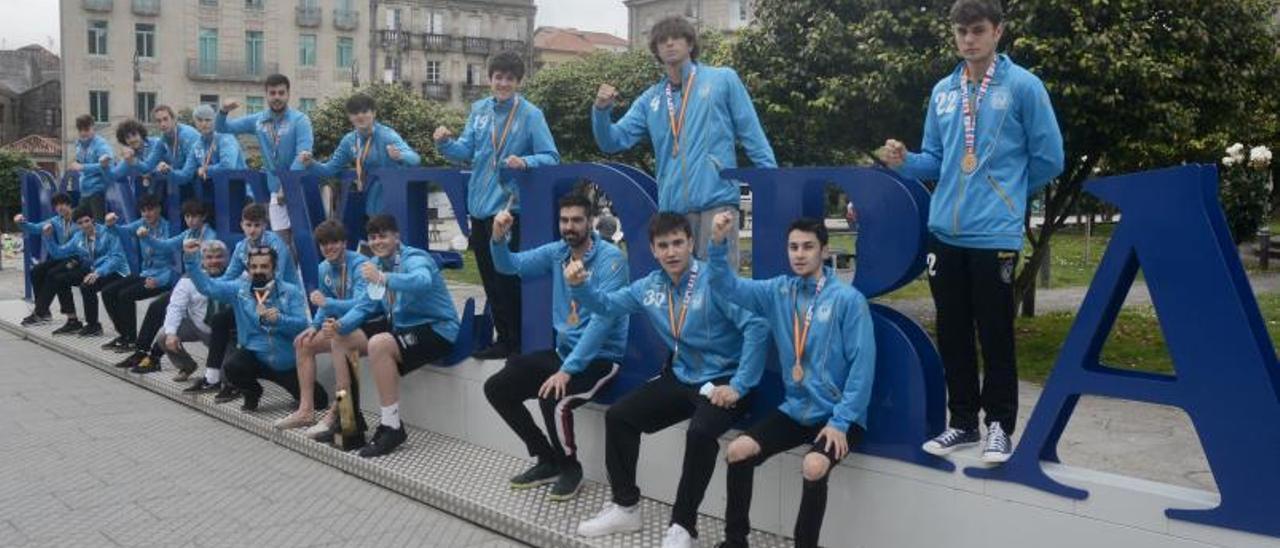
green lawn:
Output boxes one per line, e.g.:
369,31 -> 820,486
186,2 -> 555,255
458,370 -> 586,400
441,250 -> 483,285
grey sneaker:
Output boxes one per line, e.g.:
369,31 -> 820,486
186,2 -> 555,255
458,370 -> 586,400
548,464 -> 583,501
922,427 -> 980,456
510,460 -> 559,489
981,423 -> 1013,464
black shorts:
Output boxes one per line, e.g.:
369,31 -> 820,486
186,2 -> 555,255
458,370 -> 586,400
392,323 -> 453,375
742,410 -> 865,465
360,317 -> 390,338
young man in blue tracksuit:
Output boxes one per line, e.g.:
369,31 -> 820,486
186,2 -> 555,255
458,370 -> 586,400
142,105 -> 201,191
109,119 -> 163,195
36,206 -> 131,337
436,50 -> 561,360
878,0 -> 1064,464
175,104 -> 246,183
592,16 -> 775,268
707,214 -> 876,548
69,114 -> 115,220
99,193 -> 179,353
482,193 -> 628,501
303,94 -> 421,222
216,73 -> 314,242
570,213 -> 767,547
331,214 -> 460,458
17,192 -> 81,330
184,242 -> 326,413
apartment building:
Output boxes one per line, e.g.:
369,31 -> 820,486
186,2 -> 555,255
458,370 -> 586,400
625,0 -> 755,46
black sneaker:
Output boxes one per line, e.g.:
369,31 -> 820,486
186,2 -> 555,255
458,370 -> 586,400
168,350 -> 197,381
130,356 -> 161,375
358,424 -> 407,458
471,343 -> 510,361
114,351 -> 145,369
21,313 -> 51,326
213,384 -> 241,403
510,460 -> 560,490
548,463 -> 583,501
101,336 -> 127,351
921,427 -> 981,457
240,388 -> 261,411
51,319 -> 83,335
76,323 -> 103,337
183,377 -> 219,393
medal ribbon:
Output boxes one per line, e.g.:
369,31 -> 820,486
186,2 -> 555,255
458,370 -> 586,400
199,138 -> 218,177
489,97 -> 521,171
354,130 -> 375,190
960,59 -> 998,166
664,65 -> 697,158
666,263 -> 700,357
790,274 -> 827,382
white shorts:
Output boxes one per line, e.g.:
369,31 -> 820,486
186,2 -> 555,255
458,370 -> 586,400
269,198 -> 291,231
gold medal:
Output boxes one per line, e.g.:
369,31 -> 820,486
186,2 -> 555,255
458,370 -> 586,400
962,152 -> 978,174
792,361 -> 805,383
567,300 -> 580,327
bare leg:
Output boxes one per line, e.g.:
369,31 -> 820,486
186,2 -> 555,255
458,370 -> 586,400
368,333 -> 402,407
286,332 -> 333,421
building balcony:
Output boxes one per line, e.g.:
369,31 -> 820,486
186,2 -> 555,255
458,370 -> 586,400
186,58 -> 279,83
463,37 -> 491,55
498,39 -> 525,52
422,82 -> 450,102
245,0 -> 265,10
296,5 -> 321,27
131,0 -> 159,16
333,8 -> 358,31
379,29 -> 409,50
420,33 -> 458,52
82,0 -> 113,12
463,84 -> 487,102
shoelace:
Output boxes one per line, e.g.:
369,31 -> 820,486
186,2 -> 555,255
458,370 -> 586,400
986,426 -> 1009,452
937,428 -> 967,445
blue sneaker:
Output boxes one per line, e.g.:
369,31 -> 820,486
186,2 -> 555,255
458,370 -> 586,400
922,427 -> 980,456
981,423 -> 1013,464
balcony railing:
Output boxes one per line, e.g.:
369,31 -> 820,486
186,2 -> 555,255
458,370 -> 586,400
379,29 -> 409,50
333,8 -> 358,31
131,0 -> 159,15
296,5 -> 321,27
186,58 -> 279,83
82,0 -> 113,12
464,37 -> 490,54
498,39 -> 525,52
420,33 -> 456,52
422,82 -> 450,102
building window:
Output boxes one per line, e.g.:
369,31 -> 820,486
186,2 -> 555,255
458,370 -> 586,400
90,91 -> 110,123
426,10 -> 445,34
135,23 -> 156,59
245,0 -> 264,9
198,28 -> 218,74
466,63 -> 482,86
466,15 -> 481,37
246,96 -> 265,114
45,108 -> 55,127
136,92 -> 157,122
729,0 -> 748,27
426,60 -> 441,83
337,37 -> 354,68
199,94 -> 219,108
299,98 -> 316,113
88,21 -> 109,55
299,34 -> 317,67
245,31 -> 265,76
385,8 -> 401,30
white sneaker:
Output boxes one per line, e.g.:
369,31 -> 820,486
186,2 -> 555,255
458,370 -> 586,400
661,523 -> 694,548
576,502 -> 642,537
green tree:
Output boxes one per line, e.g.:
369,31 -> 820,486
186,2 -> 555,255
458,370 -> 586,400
0,149 -> 34,231
309,83 -> 466,166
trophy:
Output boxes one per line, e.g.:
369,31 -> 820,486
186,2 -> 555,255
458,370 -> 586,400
332,349 -> 368,450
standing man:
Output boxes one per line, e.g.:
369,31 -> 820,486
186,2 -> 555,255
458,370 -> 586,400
216,74 -> 314,244
144,105 -> 201,190
877,0 -> 1064,464
569,213 -> 766,547
16,192 -> 81,330
592,16 -> 775,267
302,94 -> 421,222
481,193 -> 628,502
68,114 -> 114,220
435,50 -> 560,360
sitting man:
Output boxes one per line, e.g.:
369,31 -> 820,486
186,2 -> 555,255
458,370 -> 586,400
100,193 -> 179,352
483,192 -> 629,501
120,240 -> 230,376
16,191 -> 81,330
35,205 -> 130,337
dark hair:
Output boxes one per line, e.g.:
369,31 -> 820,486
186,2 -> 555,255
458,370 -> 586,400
313,219 -> 348,244
647,212 -> 692,242
648,16 -> 699,63
51,192 -> 73,207
787,217 -> 829,246
247,245 -> 278,269
264,73 -> 291,90
557,192 -> 594,217
181,200 -> 206,218
365,214 -> 399,236
75,114 -> 94,131
137,193 -> 162,212
950,0 -> 1004,26
488,50 -> 526,81
115,119 -> 147,146
241,202 -> 268,223
72,205 -> 94,222
345,94 -> 376,114
152,104 -> 175,120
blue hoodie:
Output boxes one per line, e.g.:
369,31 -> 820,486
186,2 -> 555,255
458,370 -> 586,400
109,137 -> 162,181
707,242 -> 876,432
897,54 -> 1065,251
571,259 -> 768,395
73,135 -> 115,197
20,214 -> 79,259
185,254 -> 309,372
311,250 -> 371,330
46,224 -> 130,278
312,123 -> 422,216
114,217 -> 180,289
221,231 -> 298,285
144,123 -> 202,186
592,61 -> 776,214
339,244 -> 459,341
492,232 -> 628,374
173,132 -> 245,182
216,107 -> 314,194
438,94 -> 560,219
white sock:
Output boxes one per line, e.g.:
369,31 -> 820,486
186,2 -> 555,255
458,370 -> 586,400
380,403 -> 401,429
205,368 -> 221,384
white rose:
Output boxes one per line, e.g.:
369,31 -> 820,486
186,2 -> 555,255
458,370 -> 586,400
1250,145 -> 1273,168
1223,156 -> 1237,167
1228,143 -> 1245,155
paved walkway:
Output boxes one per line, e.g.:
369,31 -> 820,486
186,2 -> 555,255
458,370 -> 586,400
0,331 -> 525,548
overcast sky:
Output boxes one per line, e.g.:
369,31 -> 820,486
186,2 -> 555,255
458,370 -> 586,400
0,0 -> 630,53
